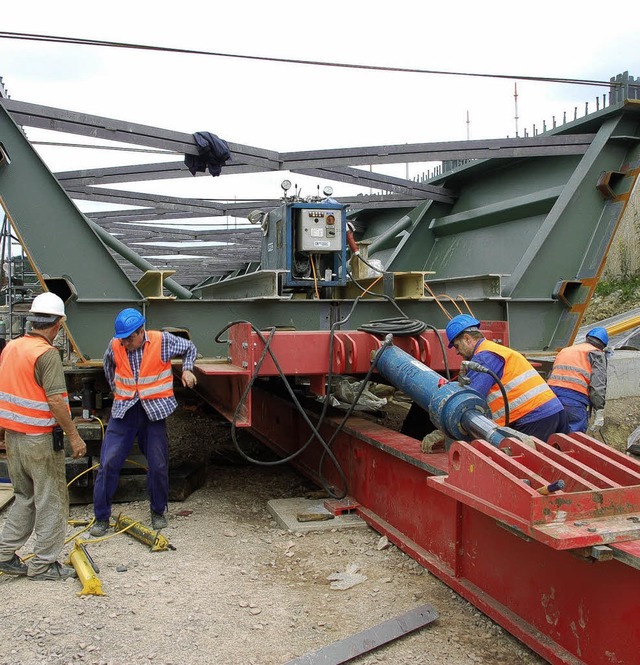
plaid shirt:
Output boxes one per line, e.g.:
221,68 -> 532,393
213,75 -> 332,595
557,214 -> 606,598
104,331 -> 197,422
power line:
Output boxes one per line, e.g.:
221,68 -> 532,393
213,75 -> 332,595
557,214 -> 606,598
0,30 -> 617,88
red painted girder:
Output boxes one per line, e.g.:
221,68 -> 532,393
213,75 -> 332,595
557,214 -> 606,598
194,320 -> 509,418
221,320 -> 509,377
245,385 -> 640,664
429,438 -> 640,549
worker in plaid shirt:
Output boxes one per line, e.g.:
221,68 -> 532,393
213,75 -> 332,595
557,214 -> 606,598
90,308 -> 197,536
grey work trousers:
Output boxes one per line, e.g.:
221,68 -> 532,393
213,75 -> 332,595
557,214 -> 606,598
0,430 -> 69,576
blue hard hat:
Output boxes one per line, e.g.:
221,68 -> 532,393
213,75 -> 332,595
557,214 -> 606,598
586,326 -> 608,347
445,314 -> 481,348
114,308 -> 145,339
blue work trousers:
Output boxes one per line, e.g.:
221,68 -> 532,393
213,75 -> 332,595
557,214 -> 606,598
562,403 -> 588,434
93,401 -> 169,520
512,409 -> 569,442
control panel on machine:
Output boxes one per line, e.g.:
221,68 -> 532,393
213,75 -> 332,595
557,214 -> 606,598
254,181 -> 348,290
295,208 -> 343,252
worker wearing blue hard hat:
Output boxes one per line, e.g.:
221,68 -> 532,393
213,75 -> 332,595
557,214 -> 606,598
90,308 -> 199,536
548,327 -> 609,434
446,314 -> 569,441
114,308 -> 146,339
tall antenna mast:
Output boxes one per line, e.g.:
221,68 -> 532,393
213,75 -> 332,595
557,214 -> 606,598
514,82 -> 519,138
466,110 -> 470,140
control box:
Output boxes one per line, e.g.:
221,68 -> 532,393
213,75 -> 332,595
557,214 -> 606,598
260,200 -> 347,289
295,208 -> 343,252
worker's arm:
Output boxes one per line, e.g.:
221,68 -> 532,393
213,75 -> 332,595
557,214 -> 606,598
103,343 -> 116,392
47,393 -> 86,459
466,351 -> 505,397
588,351 -> 607,411
162,332 -> 198,389
35,348 -> 86,459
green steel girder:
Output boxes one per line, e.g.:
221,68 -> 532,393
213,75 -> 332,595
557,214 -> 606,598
0,106 -> 141,303
379,101 -> 640,351
1,99 -> 640,362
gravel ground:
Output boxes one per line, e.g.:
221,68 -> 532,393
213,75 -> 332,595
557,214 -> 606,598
1,389 -> 637,665
0,459 -> 545,665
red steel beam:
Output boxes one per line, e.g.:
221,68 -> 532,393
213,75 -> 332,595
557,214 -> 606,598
245,384 -> 640,665
194,321 -> 509,420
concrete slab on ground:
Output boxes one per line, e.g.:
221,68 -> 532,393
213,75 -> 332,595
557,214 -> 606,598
267,497 -> 367,533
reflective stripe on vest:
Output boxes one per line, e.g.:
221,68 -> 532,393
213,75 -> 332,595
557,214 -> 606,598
476,339 -> 557,426
547,343 -> 596,396
0,335 -> 67,434
112,330 -> 174,403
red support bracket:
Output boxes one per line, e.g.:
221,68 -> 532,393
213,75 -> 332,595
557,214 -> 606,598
428,435 -> 640,550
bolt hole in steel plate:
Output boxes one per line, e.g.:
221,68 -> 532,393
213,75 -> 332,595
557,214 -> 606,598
451,449 -> 461,470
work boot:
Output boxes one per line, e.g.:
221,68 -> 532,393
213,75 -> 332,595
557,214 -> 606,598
89,519 -> 110,537
151,511 -> 168,530
28,561 -> 77,581
0,554 -> 28,576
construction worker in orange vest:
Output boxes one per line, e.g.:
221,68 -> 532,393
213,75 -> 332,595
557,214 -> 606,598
0,292 -> 86,581
90,308 -> 198,537
445,315 -> 569,441
548,327 -> 608,434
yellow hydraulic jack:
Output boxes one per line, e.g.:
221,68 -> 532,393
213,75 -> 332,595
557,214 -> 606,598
68,539 -> 104,596
115,514 -> 175,552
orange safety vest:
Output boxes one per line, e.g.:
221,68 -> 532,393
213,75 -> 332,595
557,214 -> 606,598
476,339 -> 558,426
112,330 -> 174,402
547,343 -> 597,396
0,335 -> 68,434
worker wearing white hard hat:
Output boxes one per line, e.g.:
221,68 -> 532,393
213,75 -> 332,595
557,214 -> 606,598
0,292 -> 87,581
90,308 -> 198,537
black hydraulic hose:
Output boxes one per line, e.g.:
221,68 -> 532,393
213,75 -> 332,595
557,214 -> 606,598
424,323 -> 451,381
487,368 -> 510,428
462,361 -> 510,427
214,321 -> 344,478
214,319 -> 362,498
358,317 -> 427,336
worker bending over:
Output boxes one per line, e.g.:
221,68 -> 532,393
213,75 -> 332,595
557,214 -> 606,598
90,308 -> 198,536
547,327 -> 608,433
446,315 -> 569,441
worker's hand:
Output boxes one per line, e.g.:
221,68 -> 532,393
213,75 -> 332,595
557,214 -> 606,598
590,409 -> 605,430
421,430 -> 445,453
69,434 -> 87,459
182,369 -> 197,389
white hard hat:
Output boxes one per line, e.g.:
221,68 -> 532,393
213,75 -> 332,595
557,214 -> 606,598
27,292 -> 66,324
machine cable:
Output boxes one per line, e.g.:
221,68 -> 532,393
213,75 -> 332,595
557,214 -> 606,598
348,268 -> 451,380
460,360 -> 510,427
215,304 -> 397,498
357,317 -> 427,336
214,321 -> 350,497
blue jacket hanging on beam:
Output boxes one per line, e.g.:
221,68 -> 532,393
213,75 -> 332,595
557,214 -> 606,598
185,131 -> 231,177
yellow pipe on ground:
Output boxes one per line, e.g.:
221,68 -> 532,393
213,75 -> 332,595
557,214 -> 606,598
115,514 -> 174,552
68,540 -> 104,596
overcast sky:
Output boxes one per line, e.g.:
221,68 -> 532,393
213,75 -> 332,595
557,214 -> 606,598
1,0 -> 639,209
